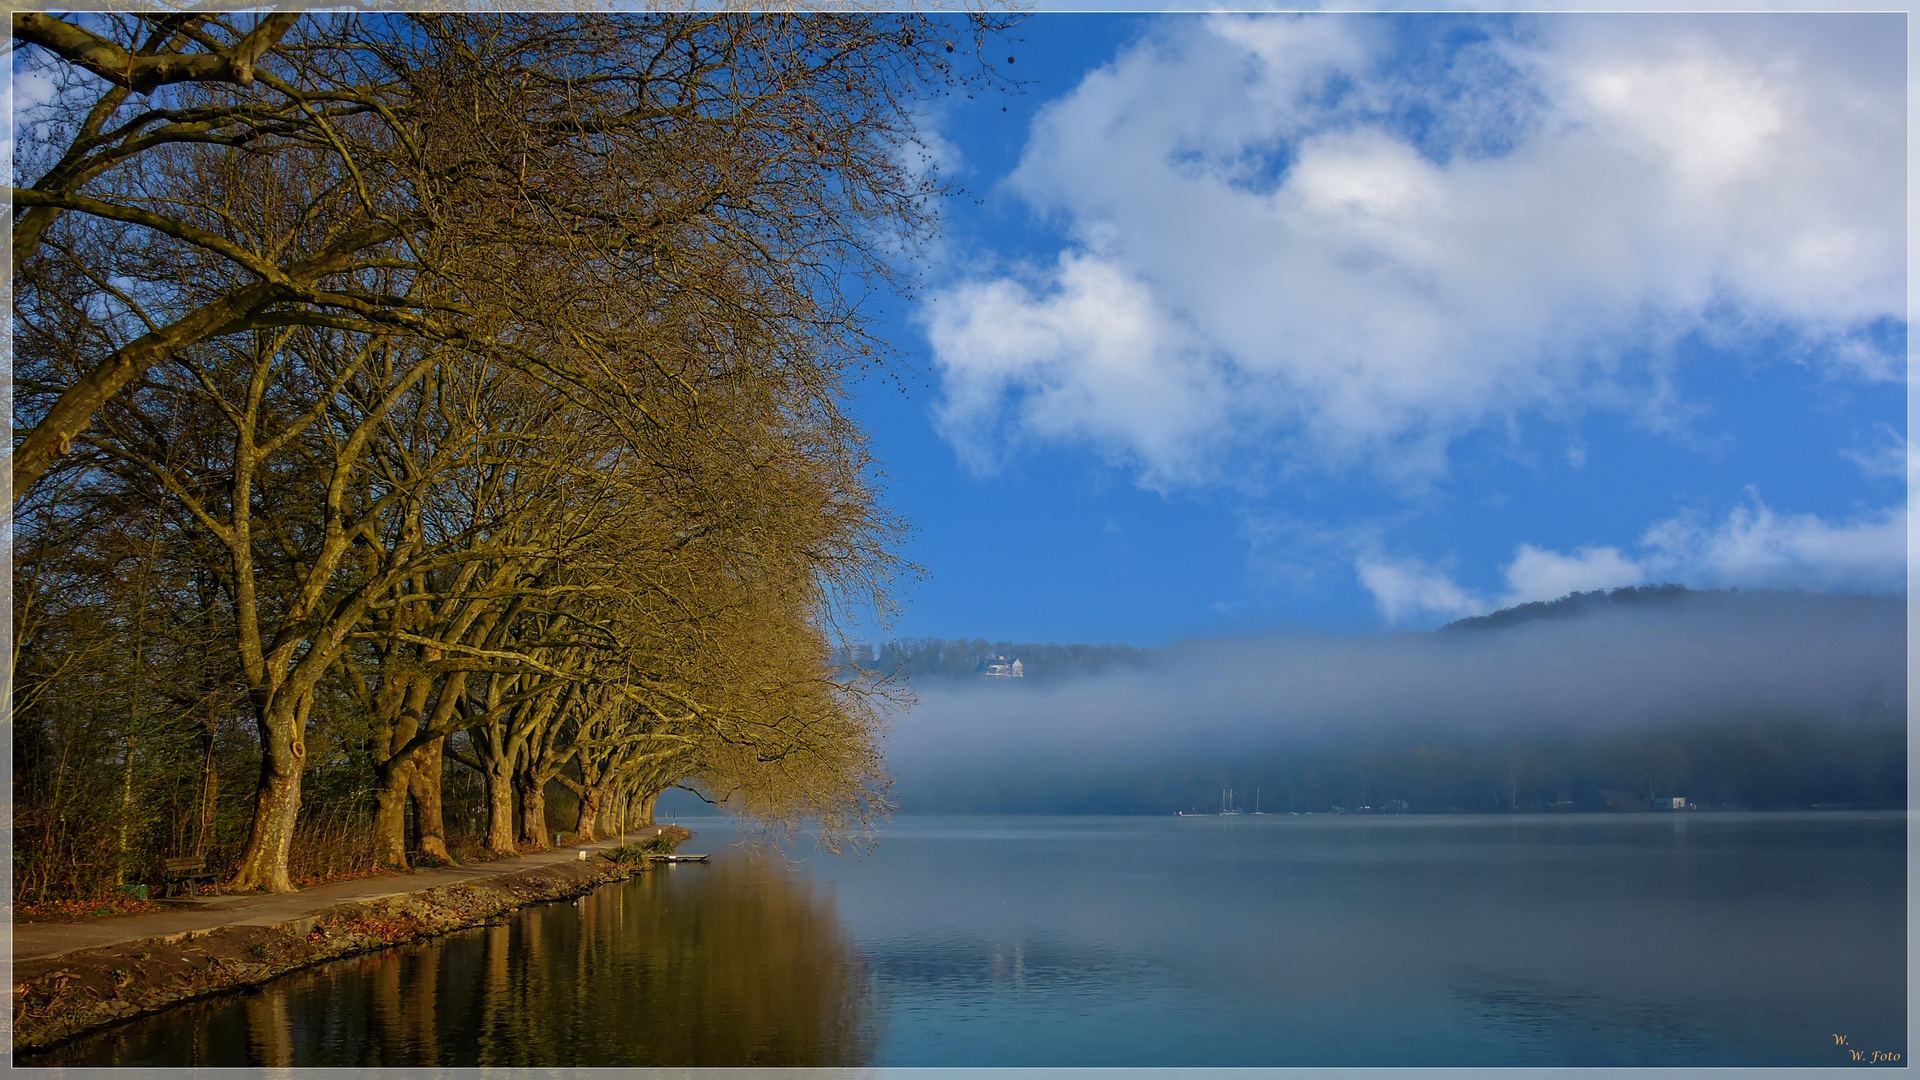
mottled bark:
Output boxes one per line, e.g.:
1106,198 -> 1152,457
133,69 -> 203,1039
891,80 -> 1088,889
409,738 -> 450,862
369,684 -> 422,870
372,760 -> 413,870
573,785 -> 605,843
229,691 -> 309,892
485,757 -> 517,857
11,12 -> 299,95
517,769 -> 551,850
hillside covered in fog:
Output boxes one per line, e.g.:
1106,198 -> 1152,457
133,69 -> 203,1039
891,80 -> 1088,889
881,588 -> 1904,814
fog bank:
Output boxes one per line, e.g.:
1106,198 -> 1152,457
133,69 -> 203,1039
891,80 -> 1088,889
884,591 -> 1903,813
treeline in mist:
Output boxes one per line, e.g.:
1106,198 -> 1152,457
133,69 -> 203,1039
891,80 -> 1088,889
838,638 -> 1154,680
898,714 -> 1906,814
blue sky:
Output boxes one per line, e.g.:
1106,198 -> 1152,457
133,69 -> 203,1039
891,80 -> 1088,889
857,13 -> 1907,647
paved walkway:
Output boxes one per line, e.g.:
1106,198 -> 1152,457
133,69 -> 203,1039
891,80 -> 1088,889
10,830 -> 668,962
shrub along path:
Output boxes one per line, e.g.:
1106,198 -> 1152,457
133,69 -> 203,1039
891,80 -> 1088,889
12,828 -> 675,963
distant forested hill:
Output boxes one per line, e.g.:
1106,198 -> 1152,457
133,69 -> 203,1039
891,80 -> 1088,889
1437,583 -> 1893,633
1441,583 -> 1693,630
835,637 -> 1155,680
847,587 -> 1885,680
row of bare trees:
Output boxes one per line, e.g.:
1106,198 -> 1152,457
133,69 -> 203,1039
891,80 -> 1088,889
13,13 -> 1001,895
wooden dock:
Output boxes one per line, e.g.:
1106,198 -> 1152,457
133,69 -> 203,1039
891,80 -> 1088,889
651,853 -> 710,863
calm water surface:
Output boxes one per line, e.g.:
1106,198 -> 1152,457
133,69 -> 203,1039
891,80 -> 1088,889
29,812 -> 1905,1067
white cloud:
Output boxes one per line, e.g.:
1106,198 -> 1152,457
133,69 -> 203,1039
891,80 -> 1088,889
1639,496 -> 1906,594
1362,494 -> 1908,625
1500,544 -> 1646,605
927,14 -> 1903,485
900,105 -> 962,186
1840,426 -> 1909,482
930,252 -> 1224,483
11,50 -> 105,187
5,60 -> 59,181
1356,554 -> 1484,624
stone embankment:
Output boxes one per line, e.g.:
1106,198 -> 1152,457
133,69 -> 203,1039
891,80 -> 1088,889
12,829 -> 689,1055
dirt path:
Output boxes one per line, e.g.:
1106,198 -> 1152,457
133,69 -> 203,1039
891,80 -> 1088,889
10,829 -> 669,963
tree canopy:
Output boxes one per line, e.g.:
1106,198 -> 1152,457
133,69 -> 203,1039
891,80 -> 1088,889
13,12 -> 1009,897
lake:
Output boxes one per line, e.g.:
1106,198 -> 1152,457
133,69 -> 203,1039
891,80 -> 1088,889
25,811 -> 1905,1068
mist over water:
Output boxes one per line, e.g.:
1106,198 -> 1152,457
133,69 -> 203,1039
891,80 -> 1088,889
884,592 -> 1903,814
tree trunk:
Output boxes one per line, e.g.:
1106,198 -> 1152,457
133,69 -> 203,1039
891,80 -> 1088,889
194,715 -> 219,858
638,789 -> 659,828
228,692 -> 309,893
409,737 -> 450,863
372,759 -> 412,871
518,769 -> 551,850
597,784 -> 619,839
574,786 -> 604,843
115,741 -> 136,886
484,757 -> 517,857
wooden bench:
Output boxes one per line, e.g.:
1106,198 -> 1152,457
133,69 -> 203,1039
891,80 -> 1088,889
162,857 -> 219,899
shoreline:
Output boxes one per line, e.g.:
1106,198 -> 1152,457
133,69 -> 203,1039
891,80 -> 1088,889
12,836 -> 679,1056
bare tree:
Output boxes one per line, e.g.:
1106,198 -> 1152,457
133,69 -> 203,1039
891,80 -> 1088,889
13,12 -> 1006,504
14,12 -> 1001,892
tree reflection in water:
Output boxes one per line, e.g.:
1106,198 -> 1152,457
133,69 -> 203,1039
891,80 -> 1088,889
30,858 -> 877,1067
